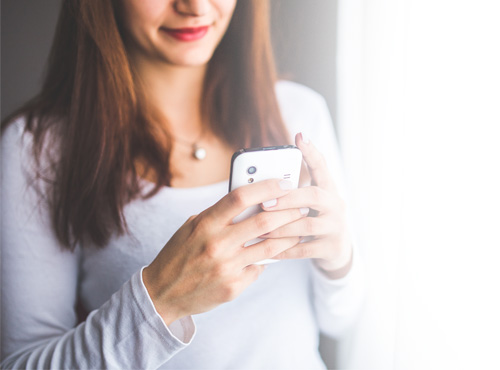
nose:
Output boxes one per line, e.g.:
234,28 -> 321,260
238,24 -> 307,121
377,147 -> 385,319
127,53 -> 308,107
174,0 -> 210,17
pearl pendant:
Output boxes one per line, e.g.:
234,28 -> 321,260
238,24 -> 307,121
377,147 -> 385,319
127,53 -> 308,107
193,144 -> 207,160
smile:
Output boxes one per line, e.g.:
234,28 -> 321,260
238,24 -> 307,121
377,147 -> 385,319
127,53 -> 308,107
161,26 -> 210,42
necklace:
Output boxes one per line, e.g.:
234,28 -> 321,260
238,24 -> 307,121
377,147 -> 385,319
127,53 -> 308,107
173,129 -> 207,160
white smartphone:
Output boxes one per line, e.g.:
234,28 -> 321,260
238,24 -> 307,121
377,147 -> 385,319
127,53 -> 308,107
229,145 -> 303,264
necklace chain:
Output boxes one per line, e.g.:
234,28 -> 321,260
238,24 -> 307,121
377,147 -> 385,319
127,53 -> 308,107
172,128 -> 207,160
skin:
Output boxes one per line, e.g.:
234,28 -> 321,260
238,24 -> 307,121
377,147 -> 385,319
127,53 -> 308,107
119,0 -> 238,187
120,0 -> 353,325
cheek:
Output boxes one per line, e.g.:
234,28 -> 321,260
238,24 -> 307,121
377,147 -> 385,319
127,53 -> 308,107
137,0 -> 170,21
120,0 -> 168,33
214,0 -> 237,22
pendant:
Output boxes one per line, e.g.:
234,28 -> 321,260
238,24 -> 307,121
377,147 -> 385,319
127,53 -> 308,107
193,144 -> 207,160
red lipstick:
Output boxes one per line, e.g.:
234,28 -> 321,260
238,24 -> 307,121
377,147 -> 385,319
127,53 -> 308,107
161,26 -> 210,41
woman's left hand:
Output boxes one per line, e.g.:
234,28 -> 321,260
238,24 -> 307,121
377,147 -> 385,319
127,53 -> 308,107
260,133 -> 353,279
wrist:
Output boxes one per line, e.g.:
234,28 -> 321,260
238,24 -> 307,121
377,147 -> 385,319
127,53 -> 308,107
314,242 -> 353,280
142,265 -> 183,326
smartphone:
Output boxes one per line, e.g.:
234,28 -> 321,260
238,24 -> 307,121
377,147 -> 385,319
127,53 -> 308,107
229,145 -> 303,264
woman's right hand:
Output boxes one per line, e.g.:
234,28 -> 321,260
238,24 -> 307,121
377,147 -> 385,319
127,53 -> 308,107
142,179 -> 304,325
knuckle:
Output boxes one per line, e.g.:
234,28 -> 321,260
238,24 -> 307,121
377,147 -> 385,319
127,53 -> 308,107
204,239 -> 220,259
192,214 -> 208,231
177,215 -> 195,235
221,282 -> 239,302
303,217 -> 315,235
204,234 -> 229,260
229,188 -> 247,209
262,241 -> 277,258
298,245 -> 313,259
212,260 -> 233,279
184,214 -> 200,233
254,212 -> 272,231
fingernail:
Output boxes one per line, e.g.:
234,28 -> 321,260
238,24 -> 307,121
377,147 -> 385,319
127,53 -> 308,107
263,199 -> 277,208
279,180 -> 293,190
300,207 -> 310,216
300,132 -> 310,144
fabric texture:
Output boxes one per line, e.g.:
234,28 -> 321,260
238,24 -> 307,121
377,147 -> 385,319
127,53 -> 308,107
1,81 -> 364,369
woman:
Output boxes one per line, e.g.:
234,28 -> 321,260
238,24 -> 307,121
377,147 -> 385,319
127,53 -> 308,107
1,0 -> 363,368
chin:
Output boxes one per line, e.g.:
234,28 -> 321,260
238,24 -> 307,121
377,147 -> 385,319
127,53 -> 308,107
165,52 -> 215,68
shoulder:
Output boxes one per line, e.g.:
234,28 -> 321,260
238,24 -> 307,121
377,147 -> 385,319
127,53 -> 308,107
2,115 -> 60,157
275,80 -> 327,109
2,115 -> 28,140
274,80 -> 333,142
2,116 -> 38,192
1,116 -> 33,164
2,115 -> 59,190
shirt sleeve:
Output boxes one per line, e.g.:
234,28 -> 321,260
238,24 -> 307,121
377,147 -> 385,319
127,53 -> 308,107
276,81 -> 366,339
1,119 -> 195,369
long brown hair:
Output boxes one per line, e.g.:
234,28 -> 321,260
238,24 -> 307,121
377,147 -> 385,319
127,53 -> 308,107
1,0 -> 289,250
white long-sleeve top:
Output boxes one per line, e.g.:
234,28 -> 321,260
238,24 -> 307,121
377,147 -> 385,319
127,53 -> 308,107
1,81 -> 364,369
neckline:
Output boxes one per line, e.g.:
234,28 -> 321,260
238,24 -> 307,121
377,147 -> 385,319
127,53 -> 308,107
138,176 -> 229,194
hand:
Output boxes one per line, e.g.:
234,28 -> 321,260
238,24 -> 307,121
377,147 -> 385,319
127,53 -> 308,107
260,133 -> 353,279
143,179 -> 305,325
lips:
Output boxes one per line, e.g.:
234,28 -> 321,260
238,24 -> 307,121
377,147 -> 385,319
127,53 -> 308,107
161,26 -> 210,41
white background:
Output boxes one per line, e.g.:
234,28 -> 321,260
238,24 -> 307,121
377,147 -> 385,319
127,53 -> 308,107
336,0 -> 500,368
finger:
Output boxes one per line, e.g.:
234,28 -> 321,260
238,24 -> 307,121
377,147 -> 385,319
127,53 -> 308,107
272,239 -> 327,261
227,208 -> 307,246
207,178 -> 294,223
239,237 -> 301,266
260,216 -> 341,239
219,264 -> 266,302
295,133 -> 337,191
261,186 -> 337,214
239,264 -> 266,287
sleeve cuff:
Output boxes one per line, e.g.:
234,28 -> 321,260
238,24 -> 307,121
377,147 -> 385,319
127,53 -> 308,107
133,267 -> 196,346
310,247 -> 357,288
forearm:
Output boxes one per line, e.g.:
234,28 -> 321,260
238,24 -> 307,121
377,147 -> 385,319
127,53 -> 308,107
311,246 -> 365,338
2,269 -> 194,369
